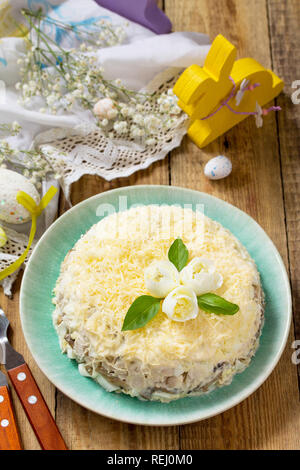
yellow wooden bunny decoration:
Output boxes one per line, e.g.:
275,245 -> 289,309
173,34 -> 284,148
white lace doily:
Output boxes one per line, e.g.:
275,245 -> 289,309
0,226 -> 36,296
35,68 -> 189,199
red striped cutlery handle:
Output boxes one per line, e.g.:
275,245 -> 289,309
8,363 -> 67,450
0,385 -> 22,450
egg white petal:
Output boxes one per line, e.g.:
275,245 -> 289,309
144,260 -> 180,298
180,257 -> 223,295
162,286 -> 198,322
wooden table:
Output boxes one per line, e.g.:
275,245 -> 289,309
1,0 -> 299,450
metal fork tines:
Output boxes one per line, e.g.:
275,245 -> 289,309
0,308 -> 25,370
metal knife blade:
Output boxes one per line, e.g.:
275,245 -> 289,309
0,337 -> 5,365
3,342 -> 25,370
0,370 -> 8,387
0,308 -> 25,370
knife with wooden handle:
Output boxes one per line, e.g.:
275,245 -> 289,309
7,363 -> 67,450
0,309 -> 67,450
0,371 -> 22,450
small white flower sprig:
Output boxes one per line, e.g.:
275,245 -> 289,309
0,122 -> 21,136
93,89 -> 181,146
121,238 -> 239,331
0,122 -> 64,189
16,9 -> 182,147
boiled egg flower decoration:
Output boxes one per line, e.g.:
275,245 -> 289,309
180,258 -> 223,295
122,238 -> 239,331
144,259 -> 180,298
162,286 -> 198,322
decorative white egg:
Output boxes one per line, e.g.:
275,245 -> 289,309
0,169 -> 40,224
204,155 -> 232,180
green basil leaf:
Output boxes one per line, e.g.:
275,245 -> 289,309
168,238 -> 189,271
122,295 -> 161,331
197,293 -> 239,315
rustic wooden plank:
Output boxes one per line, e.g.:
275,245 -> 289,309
267,0 -> 300,383
165,0 -> 300,450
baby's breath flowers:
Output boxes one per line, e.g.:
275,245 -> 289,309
94,88 -> 182,144
23,8 -> 127,48
0,123 -> 63,189
15,8 -> 128,112
15,9 -> 183,146
0,122 -> 21,136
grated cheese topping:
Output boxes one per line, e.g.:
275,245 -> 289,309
53,205 -> 263,370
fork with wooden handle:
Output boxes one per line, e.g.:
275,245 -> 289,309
0,308 -> 67,450
0,370 -> 22,450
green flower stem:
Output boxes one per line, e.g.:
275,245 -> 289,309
23,9 -> 66,55
23,8 -> 119,46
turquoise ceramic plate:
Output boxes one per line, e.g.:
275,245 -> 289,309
20,186 -> 291,426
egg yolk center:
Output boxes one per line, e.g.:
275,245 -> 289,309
174,297 -> 193,318
193,263 -> 208,277
152,268 -> 164,282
